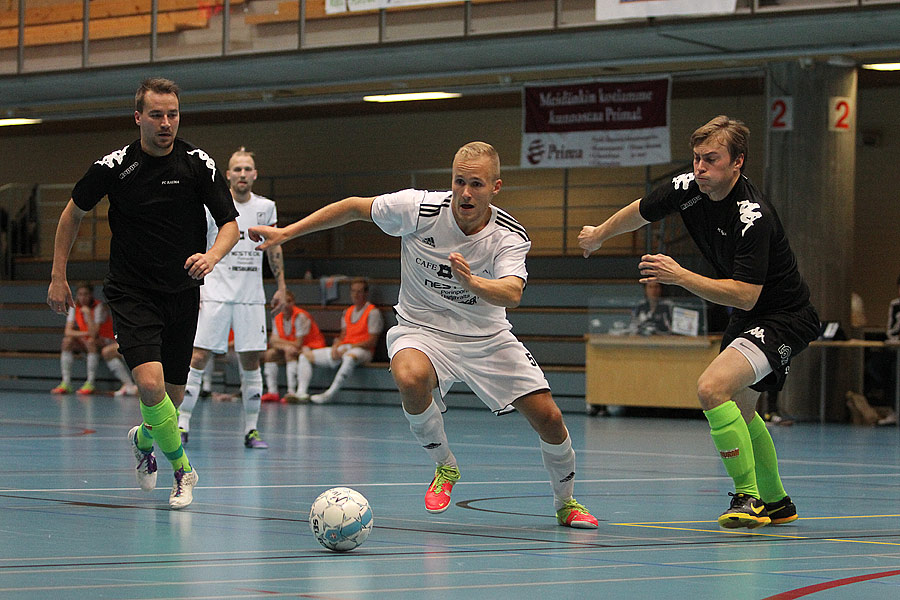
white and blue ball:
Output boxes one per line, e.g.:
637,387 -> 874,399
309,487 -> 373,552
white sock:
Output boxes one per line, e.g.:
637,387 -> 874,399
179,366 -> 204,431
541,435 -> 576,511
60,350 -> 74,385
105,357 -> 133,386
264,362 -> 279,395
202,361 -> 213,392
85,353 -> 99,384
323,355 -> 356,397
404,400 -> 456,468
297,356 -> 312,395
286,361 -> 298,395
240,365 -> 263,433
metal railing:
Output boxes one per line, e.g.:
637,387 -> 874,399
2,161 -> 697,278
2,0 -> 891,75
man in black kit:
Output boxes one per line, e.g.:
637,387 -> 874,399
47,78 -> 239,509
578,115 -> 819,530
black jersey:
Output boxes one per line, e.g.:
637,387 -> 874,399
72,138 -> 237,293
639,173 -> 810,317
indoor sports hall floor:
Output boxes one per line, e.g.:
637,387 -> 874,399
1,390 -> 899,600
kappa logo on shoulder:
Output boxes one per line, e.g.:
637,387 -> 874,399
187,148 -> 218,182
95,145 -> 130,169
672,173 -> 695,190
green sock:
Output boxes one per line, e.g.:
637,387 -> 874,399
139,394 -> 192,473
747,413 -> 787,503
704,401 -> 758,498
135,423 -> 154,452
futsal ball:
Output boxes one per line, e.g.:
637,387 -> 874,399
309,487 -> 373,552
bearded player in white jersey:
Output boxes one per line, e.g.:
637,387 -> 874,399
250,142 -> 598,529
178,148 -> 287,449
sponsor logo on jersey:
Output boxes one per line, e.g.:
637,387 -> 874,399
672,173 -> 695,190
436,264 -> 453,279
778,344 -> 792,366
256,211 -> 267,224
745,327 -> 766,343
717,227 -> 728,237
187,148 -> 218,182
421,236 -> 436,247
737,199 -> 762,236
680,195 -> 702,210
119,161 -> 139,180
95,145 -> 129,169
161,180 -> 180,185
231,266 -> 259,272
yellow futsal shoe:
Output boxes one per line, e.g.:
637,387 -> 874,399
718,492 -> 771,529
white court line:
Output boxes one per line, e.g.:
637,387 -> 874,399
3,470 -> 900,494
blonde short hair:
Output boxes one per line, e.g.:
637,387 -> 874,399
453,141 -> 500,181
690,115 -> 749,172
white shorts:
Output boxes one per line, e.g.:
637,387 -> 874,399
306,345 -> 374,368
386,322 -> 550,414
193,301 -> 267,354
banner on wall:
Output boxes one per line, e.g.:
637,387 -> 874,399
328,0 -> 454,14
595,0 -> 737,22
520,77 -> 671,169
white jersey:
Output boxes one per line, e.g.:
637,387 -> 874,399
201,192 -> 277,304
371,188 -> 530,337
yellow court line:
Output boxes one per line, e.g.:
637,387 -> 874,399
612,515 -> 900,545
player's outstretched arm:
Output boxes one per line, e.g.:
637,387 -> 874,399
185,220 -> 239,280
47,199 -> 88,314
638,253 -> 762,311
249,196 -> 376,251
578,199 -> 650,258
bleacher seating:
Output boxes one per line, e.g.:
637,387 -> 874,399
0,268 -> 643,412
0,0 -> 246,49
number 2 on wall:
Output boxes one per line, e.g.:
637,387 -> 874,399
769,97 -> 793,131
829,96 -> 852,132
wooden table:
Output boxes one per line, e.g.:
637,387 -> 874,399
585,334 -> 721,409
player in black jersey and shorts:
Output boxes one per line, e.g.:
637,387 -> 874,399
579,115 -> 820,529
47,78 -> 239,509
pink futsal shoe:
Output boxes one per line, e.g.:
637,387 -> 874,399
424,465 -> 460,513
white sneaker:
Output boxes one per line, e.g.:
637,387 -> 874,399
169,467 -> 198,509
310,392 -> 332,404
114,384 -> 139,397
127,425 -> 157,492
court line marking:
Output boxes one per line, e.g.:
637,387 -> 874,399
614,515 -> 900,546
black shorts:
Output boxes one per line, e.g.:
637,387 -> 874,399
103,279 -> 200,385
721,303 -> 820,393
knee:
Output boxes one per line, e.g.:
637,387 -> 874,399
391,362 -> 432,399
697,373 -> 731,411
133,373 -> 165,400
190,348 -> 209,369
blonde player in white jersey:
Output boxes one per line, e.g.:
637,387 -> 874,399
178,148 -> 287,448
249,142 -> 598,529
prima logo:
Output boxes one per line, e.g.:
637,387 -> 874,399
526,139 -> 546,165
672,173 -> 695,190
745,327 -> 766,343
737,200 -> 762,236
